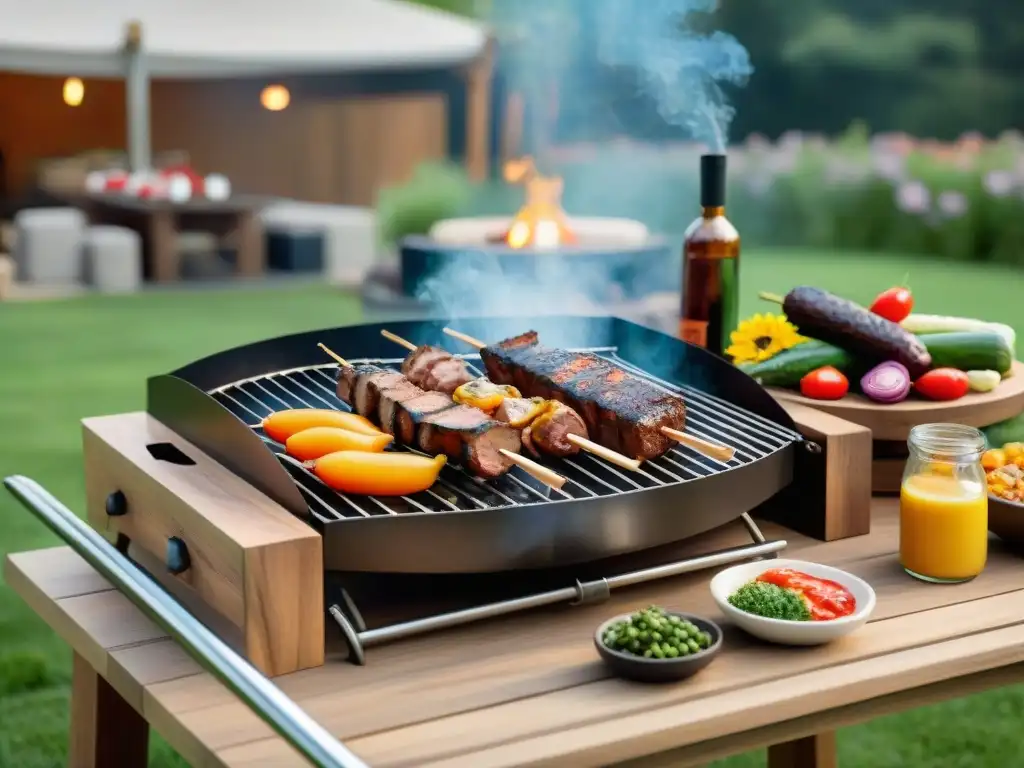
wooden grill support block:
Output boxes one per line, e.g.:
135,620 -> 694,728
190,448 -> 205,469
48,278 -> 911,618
758,402 -> 873,541
82,412 -> 324,677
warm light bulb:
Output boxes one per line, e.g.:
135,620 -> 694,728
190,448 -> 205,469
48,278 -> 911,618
63,77 -> 84,107
260,85 -> 290,111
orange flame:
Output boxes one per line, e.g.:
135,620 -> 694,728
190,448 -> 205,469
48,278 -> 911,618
499,157 -> 577,249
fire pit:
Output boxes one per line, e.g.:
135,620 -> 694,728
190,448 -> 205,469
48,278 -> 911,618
399,158 -> 674,307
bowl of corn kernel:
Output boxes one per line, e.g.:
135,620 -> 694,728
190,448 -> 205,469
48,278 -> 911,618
983,442 -> 1024,547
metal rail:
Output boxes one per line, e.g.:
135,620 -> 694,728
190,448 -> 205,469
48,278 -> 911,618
3,475 -> 369,768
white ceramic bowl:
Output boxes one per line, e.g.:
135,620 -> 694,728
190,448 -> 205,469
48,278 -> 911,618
709,558 -> 876,646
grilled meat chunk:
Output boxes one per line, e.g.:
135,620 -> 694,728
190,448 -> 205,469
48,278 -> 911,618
494,397 -> 587,458
530,401 -> 588,457
377,379 -> 424,436
481,331 -> 686,459
335,365 -> 521,478
402,345 -> 474,395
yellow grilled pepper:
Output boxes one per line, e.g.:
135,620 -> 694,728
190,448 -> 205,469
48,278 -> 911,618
452,378 -> 521,412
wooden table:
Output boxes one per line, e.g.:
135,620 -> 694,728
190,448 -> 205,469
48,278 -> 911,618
75,193 -> 268,283
7,499 -> 1024,768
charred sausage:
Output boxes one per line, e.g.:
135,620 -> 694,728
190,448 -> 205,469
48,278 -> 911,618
781,287 -> 932,379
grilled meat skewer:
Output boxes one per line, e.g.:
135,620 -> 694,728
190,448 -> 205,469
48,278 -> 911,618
387,338 -> 593,460
336,363 -> 523,479
455,330 -> 688,461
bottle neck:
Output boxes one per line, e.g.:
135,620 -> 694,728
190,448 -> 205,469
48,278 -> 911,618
701,206 -> 726,219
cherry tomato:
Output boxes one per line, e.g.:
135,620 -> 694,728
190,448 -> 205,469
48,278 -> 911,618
800,366 -> 850,400
869,287 -> 914,323
914,368 -> 970,401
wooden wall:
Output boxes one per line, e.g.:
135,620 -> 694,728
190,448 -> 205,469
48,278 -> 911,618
0,73 -> 127,194
0,73 -> 449,207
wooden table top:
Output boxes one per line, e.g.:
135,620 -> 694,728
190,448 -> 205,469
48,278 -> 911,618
71,192 -> 270,215
7,499 -> 1024,768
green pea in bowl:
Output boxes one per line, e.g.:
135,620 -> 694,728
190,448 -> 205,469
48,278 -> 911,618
594,607 -> 722,683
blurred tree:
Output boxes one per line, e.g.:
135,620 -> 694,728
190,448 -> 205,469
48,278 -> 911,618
410,0 -> 1024,139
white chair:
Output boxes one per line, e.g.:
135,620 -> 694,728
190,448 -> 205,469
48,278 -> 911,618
82,226 -> 142,294
13,207 -> 86,284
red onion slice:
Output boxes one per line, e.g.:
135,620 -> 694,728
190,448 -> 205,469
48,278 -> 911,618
861,361 -> 911,404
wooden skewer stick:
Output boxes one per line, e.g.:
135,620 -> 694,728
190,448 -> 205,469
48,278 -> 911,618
380,329 -> 418,352
758,291 -> 785,305
317,343 -> 348,367
443,326 -> 737,464
566,434 -> 641,471
499,449 -> 566,490
660,427 -> 735,462
442,327 -> 487,350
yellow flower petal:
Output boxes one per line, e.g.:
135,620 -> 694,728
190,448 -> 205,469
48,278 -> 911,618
726,312 -> 806,365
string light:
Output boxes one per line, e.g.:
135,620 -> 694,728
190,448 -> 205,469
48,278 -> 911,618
63,77 -> 84,107
260,85 -> 290,111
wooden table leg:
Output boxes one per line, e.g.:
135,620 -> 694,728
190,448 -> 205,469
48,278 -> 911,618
148,210 -> 179,283
234,210 -> 266,277
69,652 -> 149,768
768,732 -> 838,768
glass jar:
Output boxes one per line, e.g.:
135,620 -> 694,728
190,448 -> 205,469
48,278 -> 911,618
900,423 -> 988,583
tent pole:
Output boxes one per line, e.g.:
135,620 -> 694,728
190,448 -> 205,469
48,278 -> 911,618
464,36 -> 494,182
124,21 -> 151,172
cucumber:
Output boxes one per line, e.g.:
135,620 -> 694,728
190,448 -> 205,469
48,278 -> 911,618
740,331 -> 1013,388
738,341 -> 858,387
902,314 -> 1016,355
917,332 -> 1014,375
983,411 -> 1024,449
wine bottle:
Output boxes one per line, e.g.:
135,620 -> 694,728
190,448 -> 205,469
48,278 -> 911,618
680,154 -> 740,357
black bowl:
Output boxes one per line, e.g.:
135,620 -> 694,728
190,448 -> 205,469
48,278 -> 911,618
594,611 -> 723,684
990,494 -> 1024,548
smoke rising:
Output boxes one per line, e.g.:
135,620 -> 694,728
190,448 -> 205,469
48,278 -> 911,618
594,0 -> 752,150
413,0 -> 752,325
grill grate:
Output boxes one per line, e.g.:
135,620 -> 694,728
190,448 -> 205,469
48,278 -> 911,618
209,348 -> 802,524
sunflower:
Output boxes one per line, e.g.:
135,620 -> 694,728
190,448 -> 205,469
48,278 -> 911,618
726,313 -> 807,365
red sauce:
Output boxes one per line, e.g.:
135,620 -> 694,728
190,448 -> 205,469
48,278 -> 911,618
756,568 -> 857,621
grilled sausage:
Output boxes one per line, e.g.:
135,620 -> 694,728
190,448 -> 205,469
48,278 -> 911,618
782,286 -> 933,379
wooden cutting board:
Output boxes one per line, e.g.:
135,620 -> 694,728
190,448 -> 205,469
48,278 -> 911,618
769,360 -> 1024,441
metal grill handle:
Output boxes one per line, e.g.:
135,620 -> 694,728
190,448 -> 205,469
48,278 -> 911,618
3,475 -> 369,768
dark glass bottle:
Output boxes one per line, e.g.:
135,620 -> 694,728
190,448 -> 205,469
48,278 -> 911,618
680,154 -> 740,357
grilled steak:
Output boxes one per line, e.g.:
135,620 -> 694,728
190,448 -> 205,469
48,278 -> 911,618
335,365 -> 521,478
402,345 -> 474,395
481,331 -> 686,459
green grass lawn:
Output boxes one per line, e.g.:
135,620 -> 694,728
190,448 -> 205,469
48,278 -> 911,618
0,248 -> 1022,766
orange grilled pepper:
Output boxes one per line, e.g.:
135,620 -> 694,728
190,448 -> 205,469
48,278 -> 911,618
286,427 -> 393,461
452,379 -> 521,412
261,409 -> 381,442
310,451 -> 446,496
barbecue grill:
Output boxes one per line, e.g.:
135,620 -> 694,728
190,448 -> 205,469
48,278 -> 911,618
150,315 -> 803,573
70,314 -> 835,669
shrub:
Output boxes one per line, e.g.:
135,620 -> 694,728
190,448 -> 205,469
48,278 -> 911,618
377,125 -> 1024,265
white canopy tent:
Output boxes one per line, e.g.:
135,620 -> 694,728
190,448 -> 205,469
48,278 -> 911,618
0,0 -> 490,171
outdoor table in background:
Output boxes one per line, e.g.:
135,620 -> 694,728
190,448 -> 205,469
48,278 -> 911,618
6,498 -> 1024,768
74,193 -> 268,283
